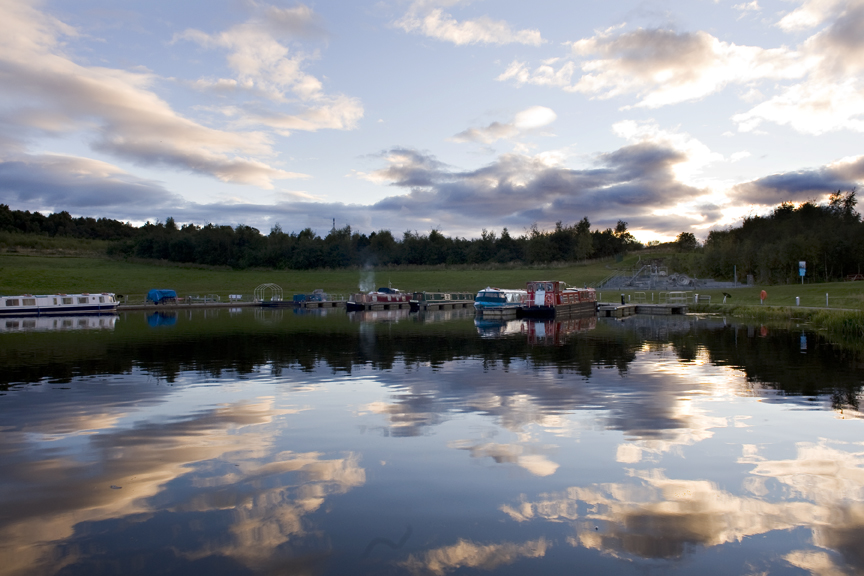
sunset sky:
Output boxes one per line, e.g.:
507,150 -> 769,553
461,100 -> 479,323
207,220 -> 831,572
1,0 -> 862,242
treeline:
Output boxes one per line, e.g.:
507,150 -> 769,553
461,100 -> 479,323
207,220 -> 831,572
0,204 -> 641,268
0,204 -> 137,240
108,218 -> 641,268
683,191 -> 864,283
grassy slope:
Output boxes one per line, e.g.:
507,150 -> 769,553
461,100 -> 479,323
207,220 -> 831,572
4,251 -> 863,311
0,253 -> 642,302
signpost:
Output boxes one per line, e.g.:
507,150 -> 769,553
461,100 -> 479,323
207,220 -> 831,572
799,261 -> 806,285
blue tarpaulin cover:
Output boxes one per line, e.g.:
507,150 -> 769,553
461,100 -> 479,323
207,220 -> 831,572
147,289 -> 177,304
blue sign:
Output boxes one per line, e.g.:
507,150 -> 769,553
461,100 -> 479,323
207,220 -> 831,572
799,261 -> 806,277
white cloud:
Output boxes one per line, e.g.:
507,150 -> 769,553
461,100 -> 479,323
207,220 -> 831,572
0,0 -> 306,189
733,78 -> 864,134
395,1 -> 544,46
777,0 -> 849,31
177,4 -> 363,135
450,106 -> 556,144
500,28 -> 808,108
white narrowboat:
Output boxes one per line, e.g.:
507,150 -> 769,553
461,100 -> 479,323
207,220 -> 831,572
0,293 -> 118,316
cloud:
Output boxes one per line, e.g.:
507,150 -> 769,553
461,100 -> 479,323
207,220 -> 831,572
176,3 -> 363,134
0,153 -> 184,215
450,106 -> 556,144
729,154 -> 864,204
400,537 -> 549,575
777,0 -> 849,31
499,28 -> 807,108
395,1 -> 544,46
449,441 -> 560,476
736,1 -> 864,134
497,5 -> 864,136
0,0 -> 307,189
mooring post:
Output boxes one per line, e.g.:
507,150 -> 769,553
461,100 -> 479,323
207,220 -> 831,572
826,293 -> 829,307
796,296 -> 800,306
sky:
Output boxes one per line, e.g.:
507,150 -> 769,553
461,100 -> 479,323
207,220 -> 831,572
0,0 -> 863,242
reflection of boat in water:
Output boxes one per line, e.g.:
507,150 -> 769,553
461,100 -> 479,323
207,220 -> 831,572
474,318 -> 525,338
147,312 -> 177,327
347,287 -> 412,311
414,307 -> 475,324
1,314 -> 117,333
348,308 -> 411,323
0,293 -> 118,316
475,315 -> 597,344
526,316 -> 597,345
473,287 -> 526,318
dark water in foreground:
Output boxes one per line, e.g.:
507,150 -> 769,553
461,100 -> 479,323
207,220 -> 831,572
1,308 -> 863,576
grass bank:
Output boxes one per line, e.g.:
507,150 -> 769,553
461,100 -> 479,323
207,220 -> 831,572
0,253 -> 641,302
689,303 -> 864,347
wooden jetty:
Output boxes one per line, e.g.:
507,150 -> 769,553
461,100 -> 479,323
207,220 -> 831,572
295,299 -> 346,309
598,303 -> 688,318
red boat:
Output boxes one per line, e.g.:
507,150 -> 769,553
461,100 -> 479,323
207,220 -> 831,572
521,281 -> 597,318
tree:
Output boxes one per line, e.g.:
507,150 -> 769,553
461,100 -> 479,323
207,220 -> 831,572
676,232 -> 698,251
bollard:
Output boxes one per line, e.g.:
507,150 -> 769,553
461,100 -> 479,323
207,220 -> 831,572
695,293 -> 698,304
621,294 -> 625,305
826,293 -> 829,307
796,296 -> 800,306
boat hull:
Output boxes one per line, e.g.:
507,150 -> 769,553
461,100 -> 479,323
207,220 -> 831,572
520,301 -> 597,318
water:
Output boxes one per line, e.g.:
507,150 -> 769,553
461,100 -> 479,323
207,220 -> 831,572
1,308 -> 863,575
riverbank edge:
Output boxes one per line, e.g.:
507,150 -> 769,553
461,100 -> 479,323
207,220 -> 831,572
691,303 -> 864,342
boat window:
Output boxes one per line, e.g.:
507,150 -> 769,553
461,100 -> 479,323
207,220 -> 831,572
22,298 -> 35,306
62,297 -> 73,305
53,298 -> 58,305
5,299 -> 19,306
546,283 -> 554,291
99,296 -> 104,303
6,321 -> 19,328
23,320 -> 36,328
78,297 -> 88,304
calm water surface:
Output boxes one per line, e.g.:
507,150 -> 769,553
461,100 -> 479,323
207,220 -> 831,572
1,308 -> 863,575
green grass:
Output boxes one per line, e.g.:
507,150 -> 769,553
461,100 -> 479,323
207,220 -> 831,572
0,253 -> 642,303
605,281 -> 864,311
0,232 -> 112,255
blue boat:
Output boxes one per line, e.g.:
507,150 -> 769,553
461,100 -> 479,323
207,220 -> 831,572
473,287 -> 527,317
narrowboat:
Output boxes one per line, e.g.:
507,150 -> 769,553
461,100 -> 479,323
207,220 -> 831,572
410,291 -> 475,311
0,314 -> 118,333
473,287 -> 527,318
521,281 -> 597,318
0,293 -> 118,316
347,287 -> 412,311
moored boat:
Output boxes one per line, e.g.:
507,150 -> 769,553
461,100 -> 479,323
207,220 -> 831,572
521,281 -> 596,318
347,287 -> 412,311
410,291 -> 475,311
473,287 -> 527,318
0,293 -> 118,316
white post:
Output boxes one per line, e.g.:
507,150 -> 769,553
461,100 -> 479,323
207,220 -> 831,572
826,293 -> 829,307
796,296 -> 800,306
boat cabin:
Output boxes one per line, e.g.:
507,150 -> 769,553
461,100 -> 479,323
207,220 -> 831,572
526,281 -> 596,308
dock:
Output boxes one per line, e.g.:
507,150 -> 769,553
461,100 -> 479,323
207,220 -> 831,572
597,303 -> 688,318
295,300 -> 347,309
348,302 -> 412,311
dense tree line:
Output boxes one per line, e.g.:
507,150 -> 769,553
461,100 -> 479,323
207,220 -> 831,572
1,203 -> 642,268
0,204 -> 137,240
108,217 -> 641,268
678,191 -> 864,283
